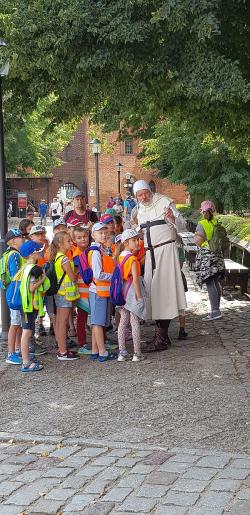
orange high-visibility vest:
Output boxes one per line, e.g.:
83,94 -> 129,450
88,249 -> 115,297
72,247 -> 89,299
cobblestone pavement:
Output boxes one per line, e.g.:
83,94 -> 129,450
0,437 -> 249,514
0,248 -> 249,513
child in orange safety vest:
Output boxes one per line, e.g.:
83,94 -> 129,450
88,223 -> 117,362
72,226 -> 91,354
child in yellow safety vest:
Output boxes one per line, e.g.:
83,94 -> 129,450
19,240 -> 50,373
72,226 -> 91,354
49,231 -> 80,361
2,229 -> 24,366
88,222 -> 117,362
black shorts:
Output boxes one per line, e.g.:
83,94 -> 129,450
21,311 -> 38,331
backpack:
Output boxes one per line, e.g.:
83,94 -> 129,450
6,268 -> 25,310
78,246 -> 101,285
209,223 -> 230,256
0,249 -> 14,289
110,254 -> 133,306
44,255 -> 66,296
127,198 -> 136,215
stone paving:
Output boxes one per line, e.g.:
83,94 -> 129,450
0,243 -> 249,513
0,437 -> 249,514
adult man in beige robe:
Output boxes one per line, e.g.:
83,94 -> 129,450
134,180 -> 186,351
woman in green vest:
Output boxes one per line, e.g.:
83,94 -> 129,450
195,200 -> 224,321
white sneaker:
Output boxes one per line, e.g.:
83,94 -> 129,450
202,313 -> 222,321
117,353 -> 130,362
132,353 -> 144,362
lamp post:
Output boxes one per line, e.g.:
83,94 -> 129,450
90,138 -> 101,218
115,162 -> 123,194
0,39 -> 10,339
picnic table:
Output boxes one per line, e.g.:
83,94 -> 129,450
178,232 -> 249,294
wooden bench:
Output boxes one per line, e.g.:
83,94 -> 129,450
223,259 -> 249,294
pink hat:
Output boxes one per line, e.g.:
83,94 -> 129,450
100,214 -> 113,224
200,200 -> 216,213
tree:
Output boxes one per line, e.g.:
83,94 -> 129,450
5,95 -> 75,175
141,119 -> 250,211
1,1 -> 249,152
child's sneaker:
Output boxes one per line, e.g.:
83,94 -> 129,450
117,351 -> 130,362
78,345 -> 91,355
132,353 -> 144,362
105,340 -> 118,351
6,352 -> 22,365
57,351 -> 79,361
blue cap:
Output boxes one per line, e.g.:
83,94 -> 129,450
91,222 -> 107,235
5,229 -> 23,244
19,241 -> 44,258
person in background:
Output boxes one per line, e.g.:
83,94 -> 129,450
49,198 -> 62,223
7,201 -> 13,218
26,202 -> 35,222
113,216 -> 123,237
65,191 -> 98,226
38,199 -> 48,225
123,193 -> 136,221
19,219 -> 35,239
113,199 -> 124,215
106,196 -> 115,209
3,229 -> 24,365
113,193 -> 123,206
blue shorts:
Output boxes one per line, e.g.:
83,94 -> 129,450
21,310 -> 38,331
54,294 -> 72,308
89,292 -> 110,327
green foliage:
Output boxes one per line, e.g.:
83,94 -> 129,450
141,119 -> 250,211
0,0 -> 249,152
217,215 -> 250,242
5,95 -> 75,176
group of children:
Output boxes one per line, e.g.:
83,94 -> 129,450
1,213 -> 146,372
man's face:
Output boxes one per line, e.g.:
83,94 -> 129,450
30,232 -> 46,244
136,189 -> 152,204
73,195 -> 85,210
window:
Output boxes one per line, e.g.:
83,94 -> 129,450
65,144 -> 72,162
124,138 -> 133,155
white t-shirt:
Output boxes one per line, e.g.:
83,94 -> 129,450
50,201 -> 62,216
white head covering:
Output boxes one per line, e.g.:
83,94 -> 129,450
121,229 -> 139,244
133,180 -> 151,196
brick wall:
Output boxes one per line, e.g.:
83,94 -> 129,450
7,119 -> 186,210
85,124 -> 186,210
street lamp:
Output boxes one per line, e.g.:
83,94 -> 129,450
90,138 -> 101,217
0,39 -> 9,339
115,162 -> 123,194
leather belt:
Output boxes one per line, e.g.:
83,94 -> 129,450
145,240 -> 176,251
140,220 -> 166,229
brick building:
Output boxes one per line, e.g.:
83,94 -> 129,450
6,119 -> 186,212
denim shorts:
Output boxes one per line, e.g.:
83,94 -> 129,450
89,291 -> 110,327
21,310 -> 38,331
10,309 -> 21,326
54,294 -> 72,308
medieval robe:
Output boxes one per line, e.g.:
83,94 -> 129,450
137,193 -> 186,320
